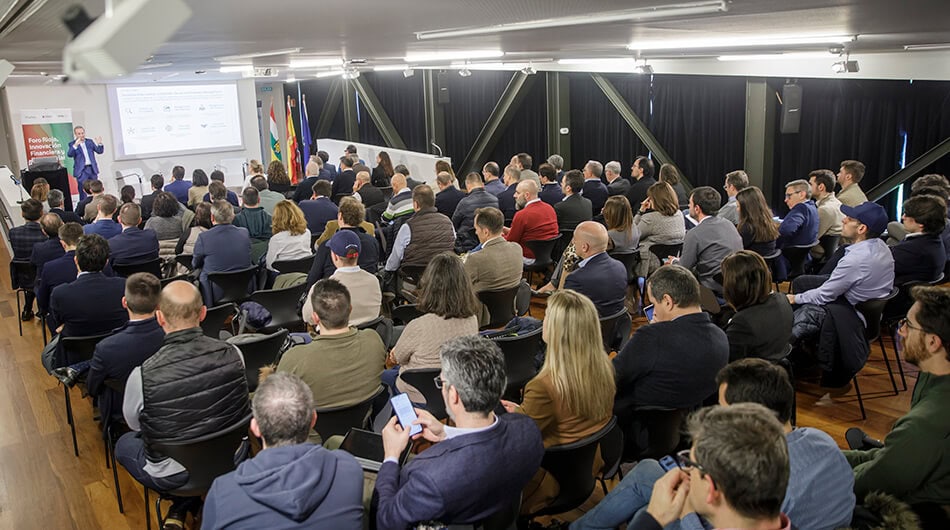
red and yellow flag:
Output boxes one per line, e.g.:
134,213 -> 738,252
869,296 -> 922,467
286,95 -> 300,184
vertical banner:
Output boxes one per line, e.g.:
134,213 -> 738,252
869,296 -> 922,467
21,108 -> 77,194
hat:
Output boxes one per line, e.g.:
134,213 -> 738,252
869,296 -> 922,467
841,202 -> 889,235
328,230 -> 361,258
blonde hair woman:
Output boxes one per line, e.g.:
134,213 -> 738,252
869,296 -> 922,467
502,289 -> 615,514
265,200 -> 312,271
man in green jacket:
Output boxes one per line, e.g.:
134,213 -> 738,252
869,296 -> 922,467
844,285 -> 950,509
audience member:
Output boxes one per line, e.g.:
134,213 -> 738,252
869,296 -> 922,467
31,179 -> 50,203
736,186 -> 779,257
144,192 -> 185,241
717,170 -> 749,225
511,152 -> 540,186
299,180 -> 339,236
310,198 -> 378,280
891,194 -> 947,285
658,163 -> 689,208
139,174 -> 163,220
176,202 -> 213,256
375,335 -> 544,530
434,170 -> 465,218
250,175 -> 284,214
564,222 -> 628,317
303,231 -> 380,326
547,154 -> 565,181
886,173 -> 950,244
120,185 -> 136,207
555,170 -> 593,230
370,150 -> 395,188
47,189 -> 82,224
164,165 -> 191,205
625,155 -> 657,210
192,200 -> 253,304
722,251 -> 793,361
115,281 -> 250,527
265,200 -> 312,272
464,207 -> 523,325
187,169 -> 210,208
82,180 -> 106,222
482,162 -> 506,196
504,179 -> 559,265
381,173 -> 415,224
292,159 -> 322,204
317,151 -> 336,176
108,203 -> 160,266
36,222 -> 83,318
453,172 -> 499,252
208,181 -> 240,215
777,179 -> 819,249
603,195 -> 639,254
502,290 -> 615,514
837,159 -> 869,207
10,199 -> 47,319
673,186 -> 743,293
74,180 -> 95,220
582,160 -> 609,216
353,170 -> 385,209
605,161 -> 630,197
635,182 -> 685,277
267,160 -> 292,194
396,164 -> 424,190
537,162 -> 564,206
83,194 -> 122,239
497,165 -> 522,221
385,253 -> 480,403
30,213 -> 65,277
809,169 -> 844,258
203,371 -> 363,529
331,156 -> 356,198
384,185 -> 455,274
233,186 -> 273,241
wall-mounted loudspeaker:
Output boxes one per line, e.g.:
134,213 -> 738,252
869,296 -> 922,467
780,83 -> 802,134
437,72 -> 450,104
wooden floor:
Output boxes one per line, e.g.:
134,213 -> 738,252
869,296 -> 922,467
0,242 -> 915,529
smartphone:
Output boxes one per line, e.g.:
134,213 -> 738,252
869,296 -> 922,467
659,455 -> 679,472
643,304 -> 655,322
390,393 -> 423,437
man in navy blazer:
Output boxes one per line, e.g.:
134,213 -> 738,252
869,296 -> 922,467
435,171 -> 466,218
109,203 -> 160,267
299,180 -> 340,235
36,222 -> 83,320
65,126 -> 104,201
497,166 -> 521,223
331,156 -> 357,198
86,273 -> 164,430
192,200 -> 252,304
31,213 -> 65,276
777,179 -> 820,249
48,189 -> 82,224
582,161 -> 610,217
375,336 -> 543,530
564,222 -> 628,317
83,194 -> 123,239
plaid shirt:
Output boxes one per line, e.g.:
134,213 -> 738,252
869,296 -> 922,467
10,222 -> 47,261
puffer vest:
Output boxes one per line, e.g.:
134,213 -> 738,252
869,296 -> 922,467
403,207 -> 456,268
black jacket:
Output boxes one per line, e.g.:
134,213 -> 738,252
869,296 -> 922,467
435,186 -> 466,218
452,188 -> 500,252
553,194 -> 592,231
371,166 -> 392,187
626,176 -> 657,212
892,233 -> 946,285
332,170 -> 357,198
725,292 -> 793,362
358,184 -> 386,209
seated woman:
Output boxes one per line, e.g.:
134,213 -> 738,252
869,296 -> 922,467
635,182 -> 685,277
176,201 -> 213,255
501,289 -> 615,515
187,168 -> 210,208
736,186 -> 778,257
384,252 -> 480,403
658,163 -> 689,209
265,200 -> 312,271
266,160 -> 292,195
721,250 -> 793,362
603,195 -> 639,254
31,179 -> 50,204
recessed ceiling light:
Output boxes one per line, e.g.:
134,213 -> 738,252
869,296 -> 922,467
404,50 -> 504,62
628,34 -> 855,51
214,48 -> 302,62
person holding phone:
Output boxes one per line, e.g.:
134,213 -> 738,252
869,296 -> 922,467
66,125 -> 105,201
375,336 -> 544,530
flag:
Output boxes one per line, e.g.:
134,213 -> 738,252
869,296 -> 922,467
300,91 -> 312,166
269,100 -> 281,162
286,95 -> 300,184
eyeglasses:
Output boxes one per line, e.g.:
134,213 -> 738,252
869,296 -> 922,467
675,449 -> 708,474
898,318 -> 927,334
433,376 -> 448,389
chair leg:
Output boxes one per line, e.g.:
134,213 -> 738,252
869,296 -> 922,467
878,335 -> 898,395
892,328 -> 908,391
107,425 -> 124,513
600,477 -> 608,496
64,385 -> 79,457
155,494 -> 165,529
144,487 -> 151,530
853,376 -> 867,420
16,290 -> 23,337
41,316 -> 48,345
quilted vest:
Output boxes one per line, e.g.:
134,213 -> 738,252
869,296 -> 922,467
403,207 -> 456,268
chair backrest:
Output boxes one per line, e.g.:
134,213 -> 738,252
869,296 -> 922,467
112,258 -> 163,279
314,386 -> 385,440
355,316 -> 394,349
608,251 -> 639,283
599,307 -> 631,353
399,264 -> 427,285
855,287 -> 900,343
818,234 -> 841,259
249,283 -> 308,331
208,265 -> 258,305
175,254 -> 195,271
524,235 -> 561,269
649,243 -> 683,264
60,332 -> 113,366
378,186 -> 394,201
398,368 -> 446,419
150,416 -> 251,498
477,286 -> 519,330
598,416 -> 625,482
391,304 -> 423,326
781,245 -> 815,278
230,328 -> 289,392
553,228 -> 574,262
624,406 -> 689,461
273,253 -> 316,275
10,259 -> 36,290
201,303 -> 237,338
531,417 -> 617,517
491,327 -> 542,398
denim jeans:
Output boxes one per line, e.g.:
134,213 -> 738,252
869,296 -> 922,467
114,432 -> 189,493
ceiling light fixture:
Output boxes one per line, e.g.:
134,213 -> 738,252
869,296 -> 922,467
404,49 -> 504,62
315,69 -> 345,78
218,65 -> 254,73
520,64 -> 537,75
903,43 -> 950,51
832,59 -> 859,73
557,58 -> 638,66
403,68 -> 415,78
288,57 -> 344,69
458,67 -> 472,77
717,51 -> 835,61
214,48 -> 301,62
633,63 -> 654,74
415,0 -> 727,40
629,33 -> 855,51
372,65 -> 410,72
341,67 -> 361,80
137,62 -> 174,70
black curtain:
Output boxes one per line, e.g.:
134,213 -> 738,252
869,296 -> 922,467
901,80 -> 950,181
364,72 -> 427,153
296,78 -> 347,155
442,70 -> 512,171
488,77 -> 547,171
568,73 -> 650,173
650,74 -> 746,193
355,84 -> 386,148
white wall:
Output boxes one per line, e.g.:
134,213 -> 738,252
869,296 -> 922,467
2,79 -> 262,196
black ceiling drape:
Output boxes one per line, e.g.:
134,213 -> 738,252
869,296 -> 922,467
363,72 -> 427,153
568,73 -> 650,174
442,70 -> 512,171
487,78 -> 547,172
901,80 -> 950,181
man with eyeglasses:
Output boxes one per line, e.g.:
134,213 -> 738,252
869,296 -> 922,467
716,170 -> 748,226
843,285 -> 950,520
777,179 -> 819,250
374,336 -> 543,530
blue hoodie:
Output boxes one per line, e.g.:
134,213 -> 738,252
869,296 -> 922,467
202,443 -> 363,529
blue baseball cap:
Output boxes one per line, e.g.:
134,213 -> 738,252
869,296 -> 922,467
841,202 -> 889,235
328,230 -> 361,258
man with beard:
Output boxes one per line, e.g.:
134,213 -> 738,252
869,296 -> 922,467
843,285 -> 950,515
503,179 -> 558,265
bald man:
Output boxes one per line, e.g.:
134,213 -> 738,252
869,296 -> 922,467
564,221 -> 629,317
116,280 -> 250,526
503,179 -> 558,265
382,173 -> 414,222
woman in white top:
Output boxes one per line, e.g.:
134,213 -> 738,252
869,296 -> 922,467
265,200 -> 312,271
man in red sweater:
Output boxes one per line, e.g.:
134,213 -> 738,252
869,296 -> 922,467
503,179 -> 559,264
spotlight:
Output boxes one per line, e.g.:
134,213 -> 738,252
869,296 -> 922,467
458,67 -> 472,77
520,65 -> 536,75
633,64 -> 653,74
403,68 -> 415,78
342,67 -> 361,79
831,60 -> 859,73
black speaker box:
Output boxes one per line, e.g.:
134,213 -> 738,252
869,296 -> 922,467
780,84 -> 802,134
437,72 -> 450,104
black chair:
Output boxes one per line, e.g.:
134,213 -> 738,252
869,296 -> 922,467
59,332 -> 113,456
231,328 -> 289,392
817,234 -> 841,263
391,304 -> 423,326
314,386 -> 386,440
10,259 -> 36,336
399,264 -> 426,285
249,283 -> 308,333
597,417 -> 625,495
272,254 -> 316,275
103,378 -> 128,513
553,228 -> 574,262
622,406 -> 689,462
208,265 -> 258,305
781,243 -> 817,291
491,327 -> 543,401
477,285 -> 519,330
399,369 -> 446,420
310,233 -> 320,250
648,242 -> 684,266
159,274 -> 192,288
200,303 -> 238,339
599,307 -> 631,353
331,192 -> 352,205
355,316 -> 395,349
883,274 -> 946,391
523,235 -> 561,286
761,248 -> 785,288
609,251 -> 640,284
853,287 -> 901,418
378,186 -> 394,201
146,416 -> 251,530
174,254 -> 195,272
112,258 -> 163,279
525,417 -> 617,518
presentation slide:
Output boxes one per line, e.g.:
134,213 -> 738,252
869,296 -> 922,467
107,83 -> 243,160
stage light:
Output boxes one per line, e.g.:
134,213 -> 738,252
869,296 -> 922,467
831,60 -> 859,73
458,67 -> 472,77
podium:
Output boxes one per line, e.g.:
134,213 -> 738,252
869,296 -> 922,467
22,167 -> 73,212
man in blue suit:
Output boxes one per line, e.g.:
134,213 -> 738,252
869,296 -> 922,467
164,165 -> 191,205
36,222 -> 82,321
10,199 -> 49,320
778,179 -> 820,249
83,194 -> 122,239
65,126 -> 104,201
497,166 -> 521,223
564,221 -> 629,317
299,180 -> 339,235
31,213 -> 65,276
192,200 -> 252,304
582,160 -> 610,217
375,336 -> 544,530
435,171 -> 465,218
109,203 -> 160,267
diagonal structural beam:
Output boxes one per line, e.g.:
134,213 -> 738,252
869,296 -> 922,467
458,71 -> 538,177
342,81 -> 359,142
315,78 -> 343,138
589,73 -> 691,189
351,77 -> 407,150
867,135 -> 950,202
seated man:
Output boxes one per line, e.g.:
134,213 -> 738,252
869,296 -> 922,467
808,169 -> 843,259
837,159 -> 869,207
115,281 -> 251,527
192,200 -> 253,305
353,170 -> 385,209
78,179 -> 104,222
47,189 -> 82,224
716,170 -> 748,225
202,170 -> 240,206
280,279 -> 386,410
308,198 -> 380,285
331,155 -> 357,198
10,199 -> 48,319
434,171 -> 465,218
303,232 -> 381,326
777,179 -> 819,249
108,203 -> 160,267
233,187 -> 273,241
291,159 -> 323,204
299,180 -> 339,236
381,173 -> 415,223
503,179 -> 559,265
202,372 -> 364,529
576,358 -> 855,530
86,273 -> 165,430
613,266 -> 728,445
672,186 -> 743,293
581,160 -> 609,217
537,162 -> 564,206
497,165 -> 521,222
30,213 -> 65,277
482,162 -> 507,197
452,172 -> 499,252
844,285 -> 950,515
375,336 -> 544,530
83,194 -> 122,239
250,175 -> 285,214
564,221 -> 627,317
555,170 -> 593,231
384,185 -> 455,274
891,194 -> 947,285
36,222 -> 83,321
464,207 -> 524,326
209,181 -> 241,214
605,161 -> 630,197
139,174 -> 163,220
164,165 -> 192,205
